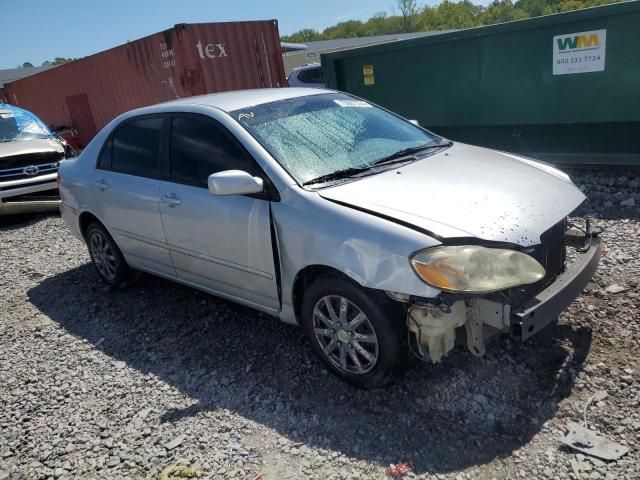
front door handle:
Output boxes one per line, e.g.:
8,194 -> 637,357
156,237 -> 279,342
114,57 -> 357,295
95,179 -> 110,191
161,193 -> 181,207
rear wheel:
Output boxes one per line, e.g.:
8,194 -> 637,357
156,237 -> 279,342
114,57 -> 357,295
301,275 -> 408,388
86,222 -> 129,288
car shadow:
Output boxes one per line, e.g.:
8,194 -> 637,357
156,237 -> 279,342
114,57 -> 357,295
27,264 -> 592,474
0,211 -> 60,229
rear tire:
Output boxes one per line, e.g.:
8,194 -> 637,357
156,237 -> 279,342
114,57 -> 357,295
301,274 -> 409,388
86,222 -> 129,288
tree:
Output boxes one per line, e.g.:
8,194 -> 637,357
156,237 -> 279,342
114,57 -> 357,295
366,11 -> 390,35
281,28 -> 323,43
39,57 -> 76,67
396,0 -> 419,31
53,57 -> 75,64
423,0 -> 482,30
279,0 -> 626,42
21,62 -> 34,68
482,0 -> 529,24
322,20 -> 365,39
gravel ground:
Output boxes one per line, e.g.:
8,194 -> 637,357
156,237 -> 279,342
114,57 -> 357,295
1,169 -> 638,480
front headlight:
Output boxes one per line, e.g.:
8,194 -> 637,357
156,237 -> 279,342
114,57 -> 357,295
410,245 -> 545,293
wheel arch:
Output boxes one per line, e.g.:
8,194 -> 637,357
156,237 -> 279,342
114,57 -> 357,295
77,210 -> 115,242
78,211 -> 102,239
291,264 -> 363,325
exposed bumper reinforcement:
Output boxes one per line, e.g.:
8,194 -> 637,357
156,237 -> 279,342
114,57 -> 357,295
0,199 -> 61,215
513,237 -> 601,341
0,176 -> 60,215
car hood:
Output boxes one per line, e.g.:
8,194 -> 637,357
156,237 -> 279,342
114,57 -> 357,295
0,138 -> 64,161
317,143 -> 585,247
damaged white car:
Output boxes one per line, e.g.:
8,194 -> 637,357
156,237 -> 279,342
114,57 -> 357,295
58,89 -> 601,388
1,104 -> 72,215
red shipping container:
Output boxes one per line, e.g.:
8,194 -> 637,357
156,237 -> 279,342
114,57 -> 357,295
5,21 -> 286,147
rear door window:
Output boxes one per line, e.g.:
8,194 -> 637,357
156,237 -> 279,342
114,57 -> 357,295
170,115 -> 258,188
111,117 -> 165,178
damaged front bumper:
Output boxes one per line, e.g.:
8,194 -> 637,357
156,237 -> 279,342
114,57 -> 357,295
0,173 -> 60,215
513,236 -> 601,341
403,226 -> 601,363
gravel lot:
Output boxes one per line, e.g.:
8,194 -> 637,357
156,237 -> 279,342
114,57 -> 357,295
1,169 -> 638,480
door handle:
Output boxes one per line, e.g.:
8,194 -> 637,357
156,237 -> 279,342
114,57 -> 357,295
161,193 -> 181,207
95,179 -> 110,191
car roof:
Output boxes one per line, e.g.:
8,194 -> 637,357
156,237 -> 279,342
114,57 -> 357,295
156,87 -> 334,113
291,63 -> 321,72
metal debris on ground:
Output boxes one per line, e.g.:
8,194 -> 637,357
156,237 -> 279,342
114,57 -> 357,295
164,434 -> 186,450
385,462 -> 414,477
604,284 -> 628,294
561,422 -> 629,461
583,390 -> 608,427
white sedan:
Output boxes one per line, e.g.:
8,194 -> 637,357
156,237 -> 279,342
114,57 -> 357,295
58,88 -> 600,388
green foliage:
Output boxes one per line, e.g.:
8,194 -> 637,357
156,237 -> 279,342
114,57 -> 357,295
419,0 -> 484,30
483,1 -> 529,24
281,0 -> 624,42
40,57 -> 76,67
397,0 -> 420,31
282,28 -> 323,43
323,20 -> 367,39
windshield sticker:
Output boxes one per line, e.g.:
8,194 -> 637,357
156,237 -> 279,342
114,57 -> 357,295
333,99 -> 372,108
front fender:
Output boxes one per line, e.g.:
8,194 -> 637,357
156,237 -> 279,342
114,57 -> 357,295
273,187 -> 441,324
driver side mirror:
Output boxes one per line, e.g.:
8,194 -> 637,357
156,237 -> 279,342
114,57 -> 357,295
208,170 -> 264,196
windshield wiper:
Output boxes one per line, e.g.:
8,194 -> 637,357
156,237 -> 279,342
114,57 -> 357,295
302,141 -> 453,187
303,165 -> 371,186
372,141 -> 452,166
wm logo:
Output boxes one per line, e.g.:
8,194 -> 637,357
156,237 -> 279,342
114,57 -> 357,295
557,33 -> 600,50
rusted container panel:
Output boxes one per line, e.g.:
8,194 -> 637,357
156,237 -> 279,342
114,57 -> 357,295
5,21 -> 286,146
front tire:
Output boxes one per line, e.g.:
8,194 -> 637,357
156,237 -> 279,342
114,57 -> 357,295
86,222 -> 129,288
301,275 -> 408,388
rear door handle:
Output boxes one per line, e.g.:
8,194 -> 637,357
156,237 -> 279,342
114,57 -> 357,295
95,179 -> 110,191
161,193 -> 181,207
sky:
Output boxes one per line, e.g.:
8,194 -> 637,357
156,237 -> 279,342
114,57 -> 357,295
0,0 -> 462,69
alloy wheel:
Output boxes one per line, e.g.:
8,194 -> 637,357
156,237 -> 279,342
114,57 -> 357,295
312,295 -> 379,375
89,231 -> 117,281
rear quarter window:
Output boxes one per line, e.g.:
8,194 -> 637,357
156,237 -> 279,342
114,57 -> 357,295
297,67 -> 322,84
97,138 -> 112,169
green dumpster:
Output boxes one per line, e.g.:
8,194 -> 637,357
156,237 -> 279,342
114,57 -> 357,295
322,2 -> 640,166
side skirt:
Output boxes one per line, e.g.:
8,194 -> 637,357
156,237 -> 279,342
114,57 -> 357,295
127,261 -> 280,317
